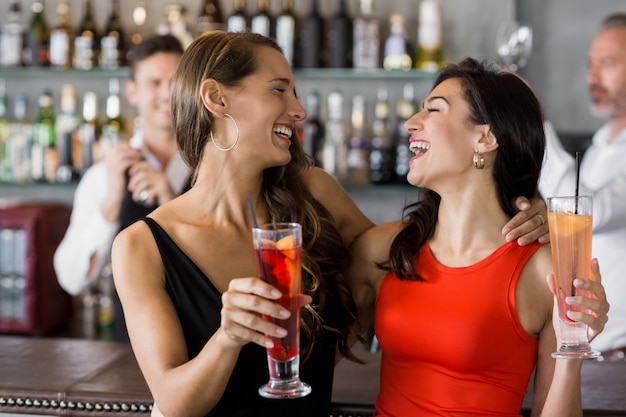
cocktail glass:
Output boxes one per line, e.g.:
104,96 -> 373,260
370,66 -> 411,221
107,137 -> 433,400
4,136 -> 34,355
547,195 -> 600,359
252,222 -> 312,399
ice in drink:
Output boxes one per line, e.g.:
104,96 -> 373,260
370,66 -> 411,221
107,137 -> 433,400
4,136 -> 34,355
255,235 -> 301,361
253,222 -> 311,398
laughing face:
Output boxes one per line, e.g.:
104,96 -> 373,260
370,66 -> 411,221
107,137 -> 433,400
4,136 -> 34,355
224,46 -> 306,168
404,78 -> 489,192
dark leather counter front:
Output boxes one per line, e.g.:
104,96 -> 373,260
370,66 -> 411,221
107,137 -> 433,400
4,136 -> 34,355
1,336 -> 625,417
0,336 -> 152,416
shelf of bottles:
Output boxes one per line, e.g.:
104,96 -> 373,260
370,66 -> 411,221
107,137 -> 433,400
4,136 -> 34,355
0,0 -> 446,192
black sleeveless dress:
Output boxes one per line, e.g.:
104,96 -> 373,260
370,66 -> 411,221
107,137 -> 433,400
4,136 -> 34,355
141,217 -> 338,417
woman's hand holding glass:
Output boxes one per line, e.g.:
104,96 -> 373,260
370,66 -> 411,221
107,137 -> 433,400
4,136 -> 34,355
220,277 -> 312,349
547,258 -> 610,347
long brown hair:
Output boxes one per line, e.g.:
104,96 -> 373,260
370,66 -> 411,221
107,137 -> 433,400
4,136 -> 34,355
171,31 -> 360,361
385,58 -> 546,281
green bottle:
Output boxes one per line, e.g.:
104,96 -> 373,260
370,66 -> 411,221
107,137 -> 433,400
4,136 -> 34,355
24,0 -> 49,66
32,90 -> 56,182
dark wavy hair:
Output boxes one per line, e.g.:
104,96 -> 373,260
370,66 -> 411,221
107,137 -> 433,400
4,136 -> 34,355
171,31 -> 360,362
385,57 -> 546,281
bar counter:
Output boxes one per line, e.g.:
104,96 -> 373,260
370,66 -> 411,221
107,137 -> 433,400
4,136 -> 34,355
1,336 -> 625,417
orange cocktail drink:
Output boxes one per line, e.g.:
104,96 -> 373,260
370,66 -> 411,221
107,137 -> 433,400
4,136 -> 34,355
547,196 -> 599,359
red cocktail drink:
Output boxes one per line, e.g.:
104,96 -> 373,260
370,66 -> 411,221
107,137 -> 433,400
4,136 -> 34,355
252,222 -> 311,399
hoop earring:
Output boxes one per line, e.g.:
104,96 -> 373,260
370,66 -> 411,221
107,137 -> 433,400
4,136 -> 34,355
473,151 -> 485,169
210,113 -> 239,152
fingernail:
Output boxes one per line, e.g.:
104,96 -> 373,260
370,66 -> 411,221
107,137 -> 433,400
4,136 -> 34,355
279,309 -> 290,319
505,232 -> 515,242
573,279 -> 584,287
565,296 -> 576,304
270,289 -> 281,298
276,328 -> 288,337
566,311 -> 580,321
264,339 -> 274,348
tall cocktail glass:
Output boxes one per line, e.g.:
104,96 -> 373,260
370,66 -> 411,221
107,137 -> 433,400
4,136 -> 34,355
252,222 -> 312,399
547,195 -> 599,359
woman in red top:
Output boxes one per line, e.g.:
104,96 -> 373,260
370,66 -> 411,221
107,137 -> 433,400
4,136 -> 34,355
349,58 -> 609,416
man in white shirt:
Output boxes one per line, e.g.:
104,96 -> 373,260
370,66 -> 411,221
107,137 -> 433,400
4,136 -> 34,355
540,13 -> 626,360
54,35 -> 189,339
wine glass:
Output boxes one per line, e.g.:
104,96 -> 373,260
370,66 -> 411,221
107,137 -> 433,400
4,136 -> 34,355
496,21 -> 533,72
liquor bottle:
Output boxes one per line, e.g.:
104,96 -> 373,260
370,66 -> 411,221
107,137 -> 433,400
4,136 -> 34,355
49,0 -> 73,69
345,95 -> 370,187
353,0 -> 380,69
0,0 -> 25,68
100,0 -> 126,69
9,94 -> 32,183
130,1 -> 147,47
0,80 -> 10,181
74,0 -> 99,70
227,0 -> 249,33
326,0 -> 352,68
275,0 -> 297,67
393,83 -> 416,184
301,92 -> 325,167
250,0 -> 273,38
55,84 -> 79,183
23,0 -> 50,67
162,5 -> 194,49
101,78 -> 125,157
78,91 -> 98,175
323,91 -> 347,182
383,13 -> 413,71
197,0 -> 225,36
369,87 -> 394,184
31,90 -> 56,182
416,0 -> 443,71
299,0 -> 324,68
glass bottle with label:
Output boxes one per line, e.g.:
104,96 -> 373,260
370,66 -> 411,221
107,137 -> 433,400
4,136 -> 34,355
299,0 -> 324,68
327,0 -> 352,68
301,92 -> 325,167
251,0 -> 273,38
74,0 -> 99,70
55,84 -> 79,183
100,0 -> 126,69
49,0 -> 73,69
416,0 -> 443,71
383,13 -> 413,71
101,78 -> 125,158
32,90 -> 56,182
227,0 -> 249,33
0,80 -> 10,182
353,0 -> 380,69
323,91 -> 347,182
346,95 -> 371,187
393,83 -> 416,184
130,1 -> 147,47
78,91 -> 98,175
197,0 -> 225,36
275,0 -> 298,67
9,94 -> 32,183
0,0 -> 25,68
369,87 -> 394,184
24,0 -> 50,67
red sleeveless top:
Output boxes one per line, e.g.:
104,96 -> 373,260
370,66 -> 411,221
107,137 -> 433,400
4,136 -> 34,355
374,241 -> 541,417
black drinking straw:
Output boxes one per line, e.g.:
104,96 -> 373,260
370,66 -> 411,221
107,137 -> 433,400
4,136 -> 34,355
574,151 -> 582,214
572,152 -> 582,296
247,197 -> 289,356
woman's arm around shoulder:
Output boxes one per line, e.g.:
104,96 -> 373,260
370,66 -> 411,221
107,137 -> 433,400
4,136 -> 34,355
347,221 -> 405,338
303,167 -> 374,247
